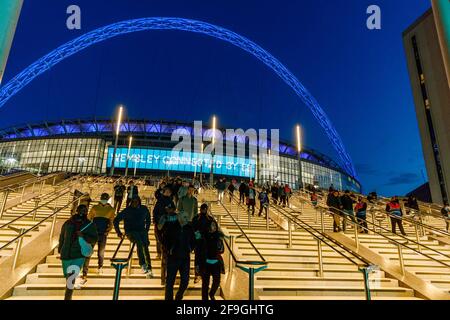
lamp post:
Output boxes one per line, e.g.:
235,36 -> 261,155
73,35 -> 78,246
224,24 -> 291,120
200,143 -> 204,185
296,124 -> 303,192
124,136 -> 133,177
209,116 -> 216,186
110,105 -> 123,176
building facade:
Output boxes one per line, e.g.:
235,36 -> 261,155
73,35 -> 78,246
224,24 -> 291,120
0,119 -> 361,192
403,9 -> 450,205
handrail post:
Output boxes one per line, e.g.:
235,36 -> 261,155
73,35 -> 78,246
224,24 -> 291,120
112,262 -> 127,300
0,189 -> 10,219
31,182 -> 36,194
317,239 -> 324,277
49,209 -> 58,240
32,198 -> 40,221
248,206 -> 251,228
12,228 -> 25,269
236,200 -> 239,220
248,267 -> 255,301
288,219 -> 292,248
414,224 -> 421,253
20,185 -> 26,202
39,180 -> 45,194
127,242 -> 133,277
266,205 -> 269,230
354,217 -> 360,250
228,235 -> 235,273
359,266 -> 372,301
320,208 -> 325,232
397,244 -> 405,275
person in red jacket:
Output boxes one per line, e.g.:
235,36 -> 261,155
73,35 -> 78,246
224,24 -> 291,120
386,196 -> 407,236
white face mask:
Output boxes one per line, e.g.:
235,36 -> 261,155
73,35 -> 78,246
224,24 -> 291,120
100,200 -> 108,205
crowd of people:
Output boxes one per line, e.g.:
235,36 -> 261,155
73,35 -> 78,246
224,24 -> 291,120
58,174 -> 449,301
59,177 -> 224,301
319,185 -> 425,235
215,178 -> 293,217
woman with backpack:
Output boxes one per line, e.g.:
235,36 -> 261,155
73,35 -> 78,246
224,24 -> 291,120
58,204 -> 98,300
199,220 -> 225,300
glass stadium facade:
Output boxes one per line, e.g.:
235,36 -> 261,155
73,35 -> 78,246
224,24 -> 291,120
0,119 -> 361,192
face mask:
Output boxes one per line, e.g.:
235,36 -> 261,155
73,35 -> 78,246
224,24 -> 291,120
100,200 -> 108,205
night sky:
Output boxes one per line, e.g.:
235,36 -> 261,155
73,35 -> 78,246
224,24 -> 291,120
0,0 -> 431,195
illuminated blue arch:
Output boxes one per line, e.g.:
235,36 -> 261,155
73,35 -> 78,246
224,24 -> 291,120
0,17 -> 357,178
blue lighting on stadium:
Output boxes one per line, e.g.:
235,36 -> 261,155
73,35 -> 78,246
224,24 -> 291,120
0,17 -> 357,178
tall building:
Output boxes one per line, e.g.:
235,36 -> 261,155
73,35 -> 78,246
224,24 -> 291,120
403,8 -> 450,205
0,0 -> 23,84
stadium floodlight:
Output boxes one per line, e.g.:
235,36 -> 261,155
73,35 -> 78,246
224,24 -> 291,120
125,135 -> 133,177
296,124 -> 303,192
110,105 -> 123,176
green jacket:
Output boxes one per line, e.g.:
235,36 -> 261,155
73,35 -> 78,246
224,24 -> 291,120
58,216 -> 98,260
177,195 -> 198,222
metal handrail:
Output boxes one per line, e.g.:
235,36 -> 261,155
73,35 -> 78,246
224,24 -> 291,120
255,194 -> 369,268
246,186 -> 374,300
0,188 -> 74,230
0,172 -> 61,194
0,174 -> 84,228
201,185 -> 269,300
110,235 -> 137,300
215,197 -> 267,265
0,192 -> 87,253
291,192 -> 450,271
297,189 -> 450,239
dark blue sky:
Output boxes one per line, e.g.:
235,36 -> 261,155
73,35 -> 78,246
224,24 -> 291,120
0,0 -> 431,195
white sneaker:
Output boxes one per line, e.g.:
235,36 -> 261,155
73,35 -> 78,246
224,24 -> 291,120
141,266 -> 148,274
145,270 -> 154,279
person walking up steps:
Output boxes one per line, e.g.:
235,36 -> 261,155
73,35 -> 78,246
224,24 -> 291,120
258,188 -> 270,217
246,182 -> 256,216
114,196 -> 153,278
126,180 -> 139,208
239,180 -> 247,204
113,180 -> 126,213
81,193 -> 115,283
58,205 -> 98,300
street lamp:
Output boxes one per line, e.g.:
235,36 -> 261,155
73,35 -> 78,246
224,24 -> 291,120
200,142 -> 204,185
110,105 -> 123,176
209,115 -> 216,185
125,136 -> 133,177
296,124 -> 303,192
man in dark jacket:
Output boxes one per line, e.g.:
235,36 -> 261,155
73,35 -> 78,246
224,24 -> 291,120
340,190 -> 356,230
114,196 -> 153,278
113,180 -> 126,213
239,180 -> 247,204
154,181 -> 166,202
327,190 -> 343,232
153,186 -> 174,260
192,203 -> 215,283
159,210 -> 196,300
126,180 -> 139,207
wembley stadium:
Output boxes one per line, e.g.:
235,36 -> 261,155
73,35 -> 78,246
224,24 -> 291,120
0,118 -> 361,192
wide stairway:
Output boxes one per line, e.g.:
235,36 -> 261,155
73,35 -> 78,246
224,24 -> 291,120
2,179 -> 450,300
